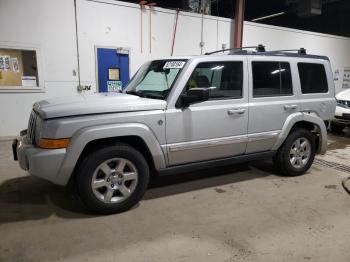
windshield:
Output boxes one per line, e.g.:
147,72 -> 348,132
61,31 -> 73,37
124,59 -> 187,100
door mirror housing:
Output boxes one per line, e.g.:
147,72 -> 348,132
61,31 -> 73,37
177,88 -> 210,108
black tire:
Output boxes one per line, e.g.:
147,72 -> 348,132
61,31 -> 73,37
75,143 -> 149,215
273,128 -> 316,176
330,122 -> 345,133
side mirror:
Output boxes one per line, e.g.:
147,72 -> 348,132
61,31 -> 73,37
177,88 -> 210,108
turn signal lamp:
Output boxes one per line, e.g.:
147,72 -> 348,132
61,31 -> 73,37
39,138 -> 70,149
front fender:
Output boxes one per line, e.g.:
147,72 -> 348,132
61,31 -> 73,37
272,112 -> 327,154
54,123 -> 166,186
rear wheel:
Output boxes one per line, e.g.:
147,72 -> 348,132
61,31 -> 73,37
273,128 -> 316,176
75,143 -> 149,214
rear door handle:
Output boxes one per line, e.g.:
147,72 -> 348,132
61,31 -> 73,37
227,108 -> 246,115
284,104 -> 298,110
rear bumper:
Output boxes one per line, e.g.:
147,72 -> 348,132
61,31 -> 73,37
14,135 -> 66,184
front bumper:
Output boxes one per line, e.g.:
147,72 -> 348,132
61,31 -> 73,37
333,106 -> 350,125
13,134 -> 66,184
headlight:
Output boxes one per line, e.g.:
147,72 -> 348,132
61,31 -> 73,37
336,99 -> 349,108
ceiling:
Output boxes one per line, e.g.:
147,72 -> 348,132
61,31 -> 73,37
243,0 -> 350,38
126,0 -> 350,37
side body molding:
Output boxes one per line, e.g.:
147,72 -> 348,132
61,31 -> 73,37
271,112 -> 327,154
54,123 -> 166,186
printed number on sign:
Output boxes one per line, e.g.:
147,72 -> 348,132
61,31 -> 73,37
163,61 -> 186,69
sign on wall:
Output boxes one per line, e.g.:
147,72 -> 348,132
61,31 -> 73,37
107,80 -> 122,92
343,67 -> 350,89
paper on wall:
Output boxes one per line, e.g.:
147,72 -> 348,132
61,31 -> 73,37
12,57 -> 19,73
22,76 -> 37,87
3,56 -> 10,71
343,68 -> 350,89
0,56 -> 4,71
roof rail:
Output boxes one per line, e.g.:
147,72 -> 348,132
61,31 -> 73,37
265,48 -> 307,55
205,44 -> 266,55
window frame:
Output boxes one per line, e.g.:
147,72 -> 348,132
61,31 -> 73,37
185,61 -> 244,101
252,61 -> 294,98
297,62 -> 329,94
0,43 -> 44,93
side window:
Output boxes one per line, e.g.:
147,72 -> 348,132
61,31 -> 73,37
186,61 -> 243,99
252,62 -> 293,97
298,63 -> 328,94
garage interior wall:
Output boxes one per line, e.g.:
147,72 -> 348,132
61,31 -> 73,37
0,0 -> 350,137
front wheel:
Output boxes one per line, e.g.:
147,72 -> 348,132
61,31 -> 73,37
75,143 -> 149,214
273,128 -> 316,176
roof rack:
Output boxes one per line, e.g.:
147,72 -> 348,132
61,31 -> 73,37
205,44 -> 266,55
264,48 -> 307,55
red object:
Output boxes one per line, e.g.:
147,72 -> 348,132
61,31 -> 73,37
138,0 -> 157,6
233,0 -> 245,48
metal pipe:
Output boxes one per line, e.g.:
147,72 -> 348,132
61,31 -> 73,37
171,8 -> 180,56
140,6 -> 143,53
73,0 -> 81,91
149,8 -> 152,53
233,0 -> 245,48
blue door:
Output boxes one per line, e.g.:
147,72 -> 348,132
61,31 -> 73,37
97,48 -> 130,92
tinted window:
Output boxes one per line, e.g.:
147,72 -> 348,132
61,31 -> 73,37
298,63 -> 328,93
252,62 -> 293,97
186,61 -> 243,99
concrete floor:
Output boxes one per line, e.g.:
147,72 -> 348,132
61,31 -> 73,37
1,132 -> 350,262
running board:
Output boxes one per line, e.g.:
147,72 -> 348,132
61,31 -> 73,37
158,151 -> 276,176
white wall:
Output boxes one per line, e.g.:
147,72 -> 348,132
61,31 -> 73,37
76,0 -> 233,90
0,0 -> 350,137
0,0 -> 79,136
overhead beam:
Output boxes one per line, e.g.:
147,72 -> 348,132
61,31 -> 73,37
233,0 -> 245,48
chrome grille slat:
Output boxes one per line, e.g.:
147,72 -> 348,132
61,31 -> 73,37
27,111 -> 37,144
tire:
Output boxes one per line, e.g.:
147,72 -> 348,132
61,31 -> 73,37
273,128 -> 316,176
330,122 -> 345,133
75,143 -> 149,215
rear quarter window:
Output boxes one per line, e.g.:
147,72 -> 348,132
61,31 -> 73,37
252,61 -> 293,97
298,63 -> 328,94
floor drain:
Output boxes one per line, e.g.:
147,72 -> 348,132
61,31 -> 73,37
314,158 -> 350,174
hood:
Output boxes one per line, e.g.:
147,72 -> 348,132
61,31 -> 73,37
336,89 -> 350,100
34,92 -> 167,119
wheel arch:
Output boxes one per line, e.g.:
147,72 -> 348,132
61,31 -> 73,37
54,123 -> 166,186
272,112 -> 327,154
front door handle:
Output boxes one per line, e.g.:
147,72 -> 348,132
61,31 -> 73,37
284,104 -> 298,111
227,108 -> 246,115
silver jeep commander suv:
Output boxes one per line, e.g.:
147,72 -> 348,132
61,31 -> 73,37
13,46 -> 336,214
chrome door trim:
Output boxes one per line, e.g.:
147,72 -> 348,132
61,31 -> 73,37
167,131 -> 280,153
247,131 -> 280,142
168,135 -> 248,152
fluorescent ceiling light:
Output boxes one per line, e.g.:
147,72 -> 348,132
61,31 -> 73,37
211,65 -> 224,70
252,12 -> 285,22
271,68 -> 286,74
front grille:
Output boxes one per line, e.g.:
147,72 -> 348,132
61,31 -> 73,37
27,111 -> 37,144
337,100 -> 350,108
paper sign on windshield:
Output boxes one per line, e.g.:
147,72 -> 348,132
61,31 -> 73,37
163,61 -> 186,69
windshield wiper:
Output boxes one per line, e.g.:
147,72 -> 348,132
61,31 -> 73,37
126,90 -> 164,100
125,90 -> 141,96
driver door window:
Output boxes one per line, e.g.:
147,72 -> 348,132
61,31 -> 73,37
185,61 -> 243,99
